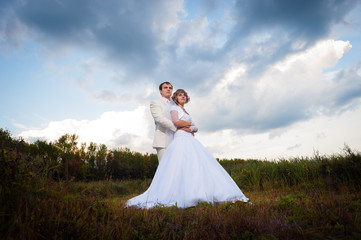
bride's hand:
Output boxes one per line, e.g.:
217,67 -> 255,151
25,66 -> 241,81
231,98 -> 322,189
179,126 -> 192,133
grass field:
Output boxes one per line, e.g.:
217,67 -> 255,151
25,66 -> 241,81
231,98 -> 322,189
1,129 -> 361,239
2,179 -> 360,239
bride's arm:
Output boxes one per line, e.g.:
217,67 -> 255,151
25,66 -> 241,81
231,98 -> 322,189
190,123 -> 198,133
170,111 -> 192,127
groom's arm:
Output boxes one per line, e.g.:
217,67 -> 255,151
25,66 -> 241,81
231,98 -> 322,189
179,126 -> 194,135
169,109 -> 193,135
150,100 -> 177,132
172,120 -> 192,128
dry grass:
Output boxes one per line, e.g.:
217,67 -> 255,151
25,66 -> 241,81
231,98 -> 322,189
2,180 -> 360,240
1,129 -> 361,239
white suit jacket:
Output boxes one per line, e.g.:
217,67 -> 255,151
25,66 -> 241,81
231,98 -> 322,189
150,97 -> 177,148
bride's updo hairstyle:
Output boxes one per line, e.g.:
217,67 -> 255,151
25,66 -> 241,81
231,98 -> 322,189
172,89 -> 190,104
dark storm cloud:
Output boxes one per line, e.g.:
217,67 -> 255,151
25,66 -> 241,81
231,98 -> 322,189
228,0 -> 359,47
196,90 -> 313,132
2,0 -> 169,78
1,0 -> 361,133
2,0 -> 358,83
221,0 -> 361,75
185,0 -> 361,132
189,37 -> 361,133
329,61 -> 361,110
16,0 -> 95,39
161,0 -> 361,90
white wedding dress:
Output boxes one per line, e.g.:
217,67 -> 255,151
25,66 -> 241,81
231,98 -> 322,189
126,105 -> 249,208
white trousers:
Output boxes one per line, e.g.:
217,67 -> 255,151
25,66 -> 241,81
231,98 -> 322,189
155,148 -> 166,163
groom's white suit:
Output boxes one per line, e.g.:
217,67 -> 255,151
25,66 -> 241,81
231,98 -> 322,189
150,97 -> 177,161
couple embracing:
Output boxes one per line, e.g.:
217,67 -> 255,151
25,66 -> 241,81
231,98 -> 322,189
126,82 -> 250,208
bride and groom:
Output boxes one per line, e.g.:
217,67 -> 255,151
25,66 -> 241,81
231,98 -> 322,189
126,82 -> 249,208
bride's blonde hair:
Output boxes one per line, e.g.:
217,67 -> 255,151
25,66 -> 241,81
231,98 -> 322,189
172,89 -> 190,104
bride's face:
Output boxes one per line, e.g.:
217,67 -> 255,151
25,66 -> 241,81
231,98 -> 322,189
177,92 -> 187,105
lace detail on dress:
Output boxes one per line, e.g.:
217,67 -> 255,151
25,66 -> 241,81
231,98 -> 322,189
170,106 -> 198,132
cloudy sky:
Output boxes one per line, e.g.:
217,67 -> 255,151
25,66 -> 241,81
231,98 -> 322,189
1,0 -> 361,160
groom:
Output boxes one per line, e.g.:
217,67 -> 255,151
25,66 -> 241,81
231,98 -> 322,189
150,82 -> 191,162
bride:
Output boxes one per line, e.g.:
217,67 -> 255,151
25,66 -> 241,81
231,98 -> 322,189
126,89 -> 250,208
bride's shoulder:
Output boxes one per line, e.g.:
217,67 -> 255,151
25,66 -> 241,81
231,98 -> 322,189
170,104 -> 180,111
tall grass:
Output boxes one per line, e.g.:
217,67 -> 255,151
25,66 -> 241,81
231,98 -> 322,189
1,128 -> 361,239
219,145 -> 361,191
1,179 -> 360,239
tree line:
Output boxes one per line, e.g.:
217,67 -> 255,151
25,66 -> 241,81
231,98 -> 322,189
2,128 -> 361,239
1,127 -> 361,191
0,128 -> 158,182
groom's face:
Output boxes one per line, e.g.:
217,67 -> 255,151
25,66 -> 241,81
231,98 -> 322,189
160,83 -> 173,99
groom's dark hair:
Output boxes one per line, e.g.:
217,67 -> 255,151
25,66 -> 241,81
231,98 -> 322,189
159,82 -> 173,90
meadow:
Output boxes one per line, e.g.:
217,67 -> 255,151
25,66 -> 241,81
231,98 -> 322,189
1,128 -> 360,239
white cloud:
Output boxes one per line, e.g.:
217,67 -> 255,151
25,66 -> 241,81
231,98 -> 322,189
91,90 -> 118,104
169,17 -> 209,48
13,38 -> 361,159
151,0 -> 184,40
196,104 -> 361,160
272,40 -> 351,73
3,1 -> 361,161
18,106 -> 154,153
190,39 -> 355,131
16,101 -> 361,160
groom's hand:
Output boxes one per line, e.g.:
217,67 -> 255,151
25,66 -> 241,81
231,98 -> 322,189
180,127 -> 191,132
176,120 -> 192,127
179,127 -> 195,136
